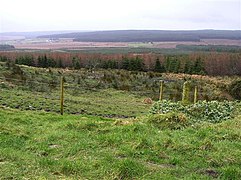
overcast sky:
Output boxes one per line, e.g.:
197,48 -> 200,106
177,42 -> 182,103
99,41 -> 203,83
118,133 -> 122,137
0,0 -> 240,32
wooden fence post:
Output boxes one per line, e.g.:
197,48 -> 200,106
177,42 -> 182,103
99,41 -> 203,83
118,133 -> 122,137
159,80 -> 164,101
194,86 -> 198,104
60,76 -> 64,115
182,81 -> 190,104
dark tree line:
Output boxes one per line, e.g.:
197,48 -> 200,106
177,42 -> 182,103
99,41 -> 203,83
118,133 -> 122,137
15,55 -> 35,66
1,52 -> 240,76
14,55 -> 60,68
122,56 -> 145,71
153,57 -> 206,75
37,55 -> 57,68
8,54 -> 207,75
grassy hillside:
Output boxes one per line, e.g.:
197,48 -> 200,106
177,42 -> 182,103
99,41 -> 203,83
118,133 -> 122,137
0,108 -> 240,179
0,62 -> 240,117
0,62 -> 153,117
0,61 -> 240,179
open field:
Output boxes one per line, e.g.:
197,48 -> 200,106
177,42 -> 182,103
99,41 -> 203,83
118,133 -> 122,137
3,38 -> 241,50
11,39 -> 129,50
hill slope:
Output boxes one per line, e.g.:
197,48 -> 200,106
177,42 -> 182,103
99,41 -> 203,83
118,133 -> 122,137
38,30 -> 241,42
0,108 -> 240,179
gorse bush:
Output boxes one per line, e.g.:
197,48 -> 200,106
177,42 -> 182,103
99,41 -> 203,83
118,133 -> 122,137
187,101 -> 237,123
150,100 -> 185,114
150,100 -> 238,123
229,80 -> 241,100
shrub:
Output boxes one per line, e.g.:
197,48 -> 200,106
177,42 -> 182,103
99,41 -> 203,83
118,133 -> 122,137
150,100 -> 185,114
229,80 -> 241,100
150,100 -> 237,123
186,101 -> 236,123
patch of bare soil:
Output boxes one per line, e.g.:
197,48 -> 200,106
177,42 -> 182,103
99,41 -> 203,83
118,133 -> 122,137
200,169 -> 219,178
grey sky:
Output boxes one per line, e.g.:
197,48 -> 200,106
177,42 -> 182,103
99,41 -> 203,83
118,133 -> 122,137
0,0 -> 240,32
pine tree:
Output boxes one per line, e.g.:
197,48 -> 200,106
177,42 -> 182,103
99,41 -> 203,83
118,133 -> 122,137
75,60 -> 81,69
135,56 -> 144,71
164,56 -> 171,72
173,59 -> 180,73
192,57 -> 206,75
168,59 -> 177,73
72,57 -> 81,69
154,58 -> 165,73
37,56 -> 43,67
58,59 -> 63,68
184,60 -> 192,74
43,55 -> 48,68
122,57 -> 130,70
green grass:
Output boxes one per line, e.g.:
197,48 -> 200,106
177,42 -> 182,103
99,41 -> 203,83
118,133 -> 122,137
0,62 -> 238,118
0,87 -> 150,117
0,63 -> 240,179
0,108 -> 240,179
0,62 -> 153,117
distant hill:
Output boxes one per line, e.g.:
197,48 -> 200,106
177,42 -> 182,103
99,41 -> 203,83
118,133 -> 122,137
0,30 -> 88,39
38,30 -> 241,42
0,44 -> 15,50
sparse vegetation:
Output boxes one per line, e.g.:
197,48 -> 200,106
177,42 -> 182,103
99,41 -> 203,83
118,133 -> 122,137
0,62 -> 239,117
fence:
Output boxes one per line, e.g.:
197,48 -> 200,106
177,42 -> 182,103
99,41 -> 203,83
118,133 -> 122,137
0,75 -> 214,117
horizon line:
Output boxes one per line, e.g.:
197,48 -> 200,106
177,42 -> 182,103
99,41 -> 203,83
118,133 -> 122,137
1,29 -> 241,34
